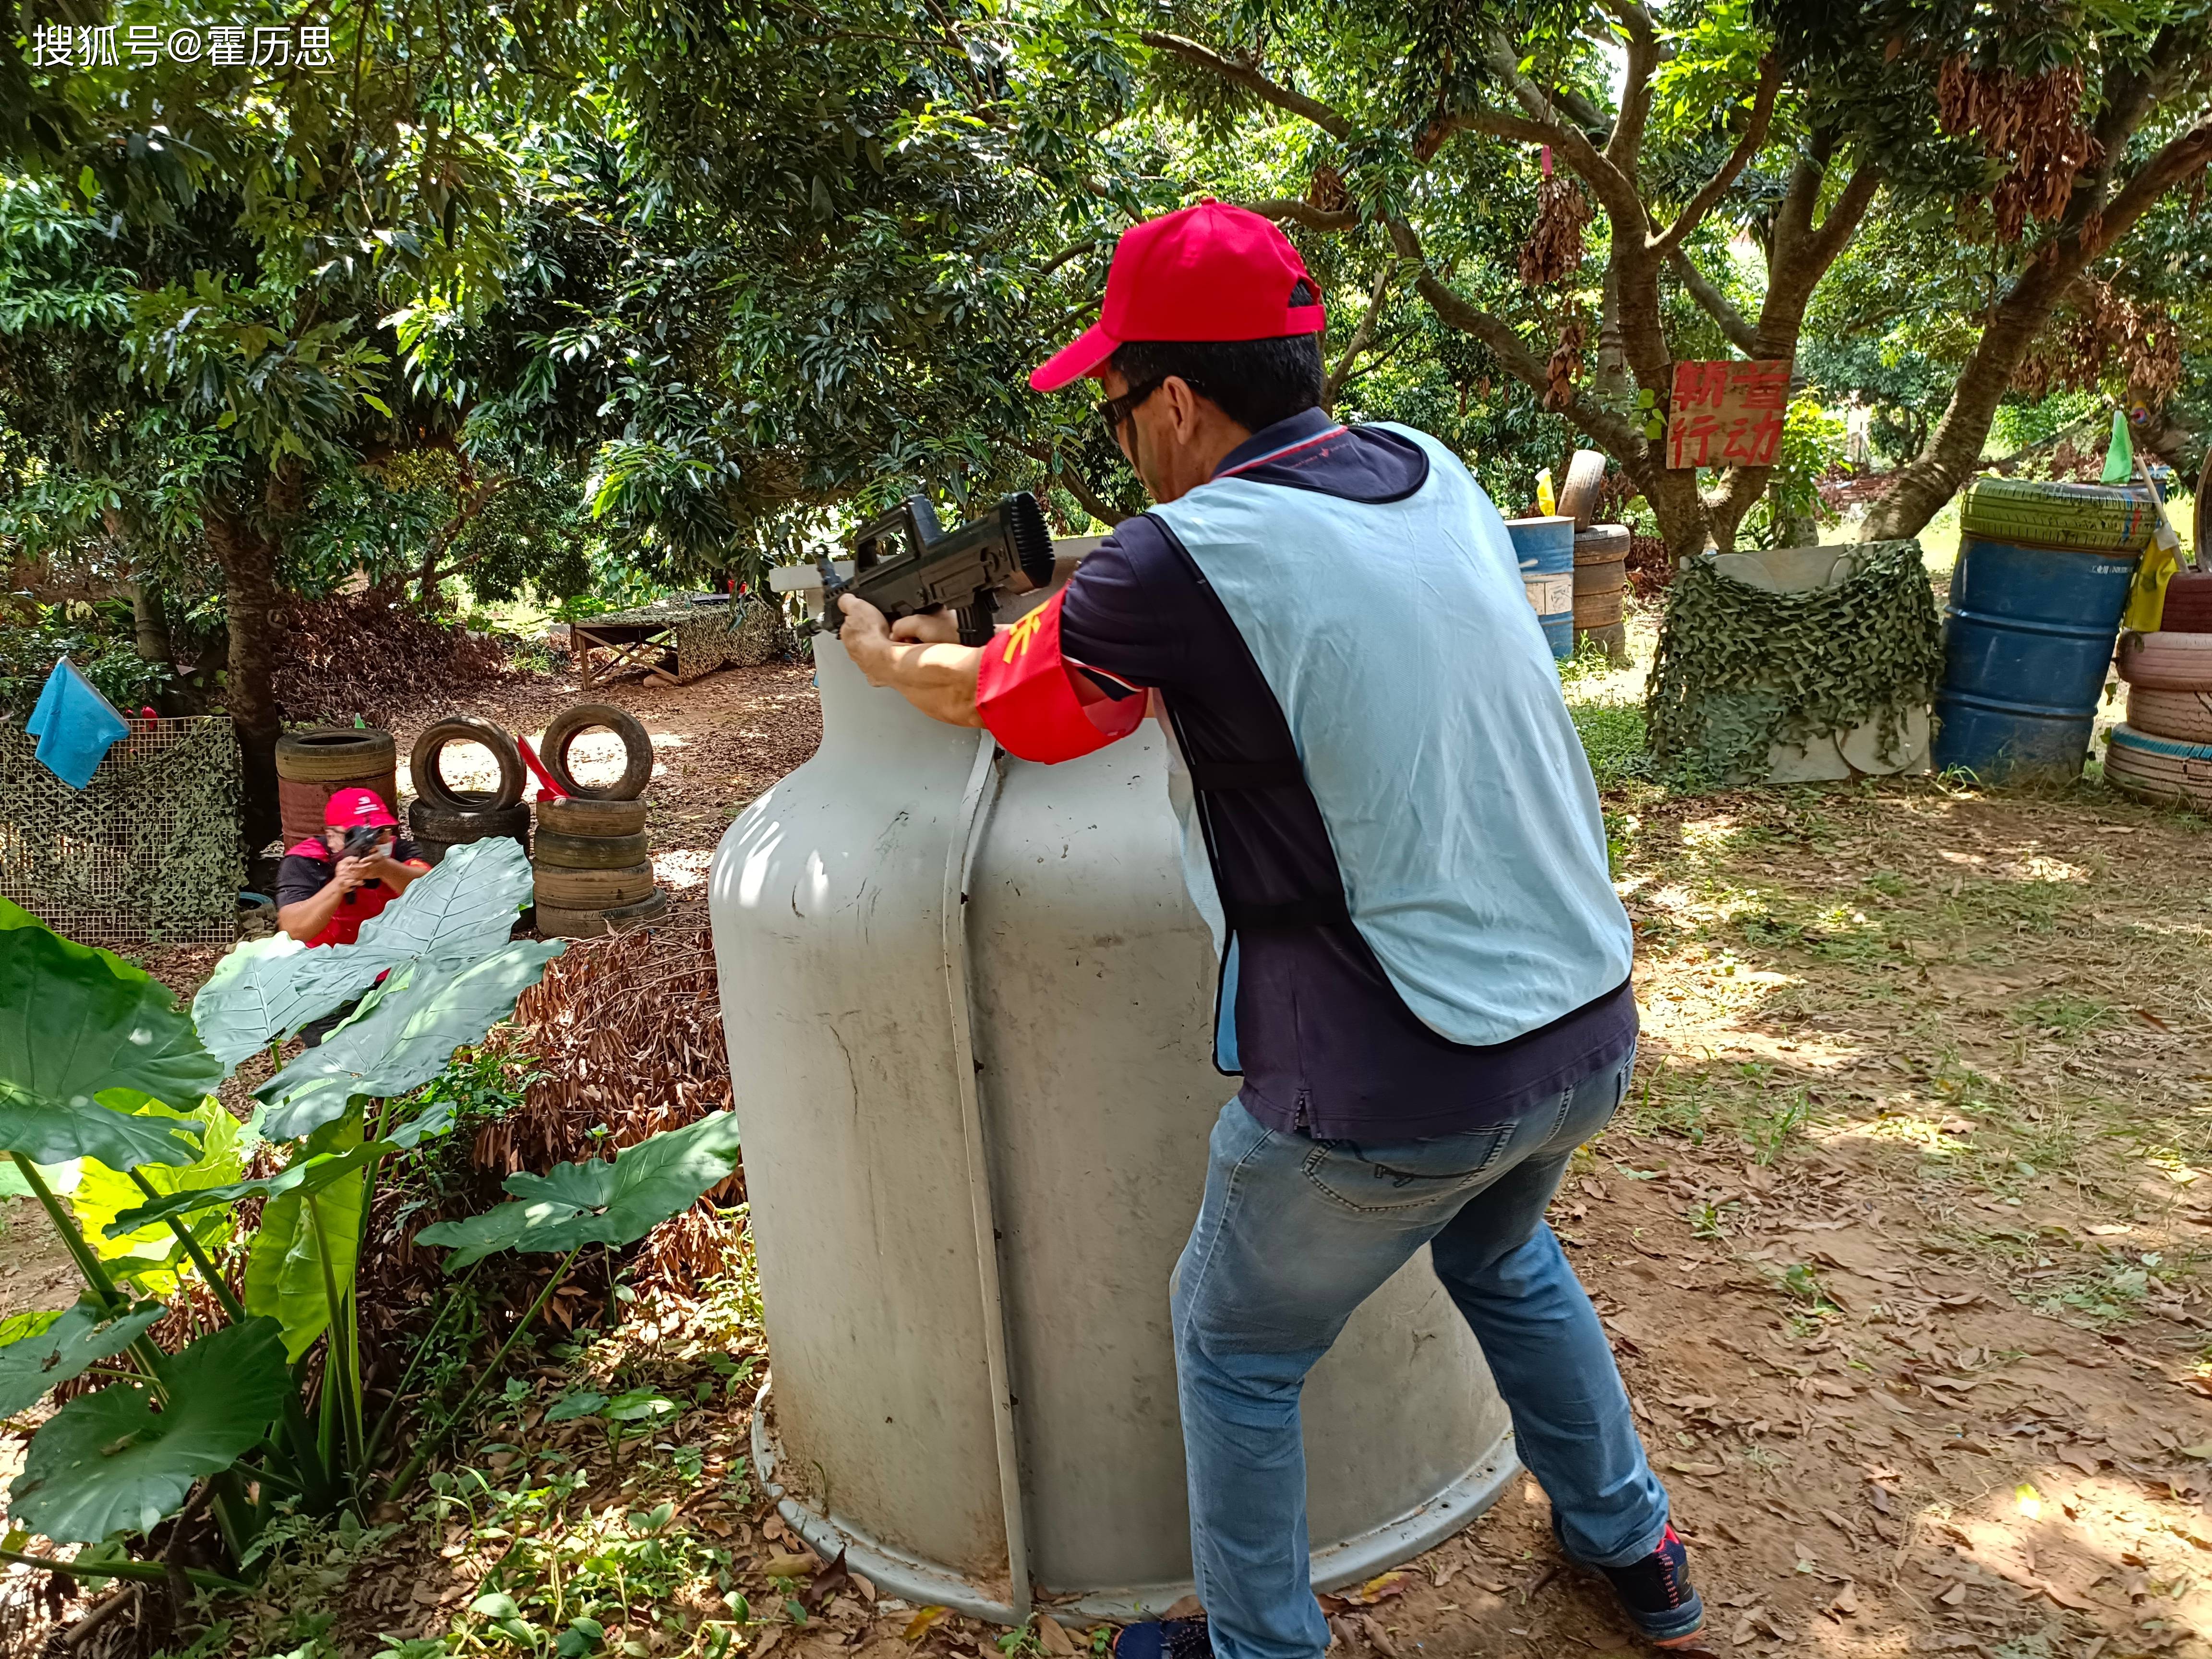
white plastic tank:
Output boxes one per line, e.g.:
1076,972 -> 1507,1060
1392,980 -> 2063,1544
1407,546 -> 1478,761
709,556 -> 1515,1621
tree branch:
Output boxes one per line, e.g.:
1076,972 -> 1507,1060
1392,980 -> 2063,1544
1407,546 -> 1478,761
1023,443 -> 1130,528
1323,266 -> 1394,408
2081,115 -> 2212,257
1482,37 -> 1644,227
1137,32 -> 1351,139
1241,197 -> 1360,232
1036,240 -> 1098,278
1598,0 -> 1662,169
1647,55 -> 1782,257
1386,217 -> 1645,463
1669,249 -> 1760,355
1805,160 -> 1883,272
1058,466 -> 1129,529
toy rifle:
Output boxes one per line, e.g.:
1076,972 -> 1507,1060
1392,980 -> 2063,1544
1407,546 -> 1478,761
815,492 -> 1056,648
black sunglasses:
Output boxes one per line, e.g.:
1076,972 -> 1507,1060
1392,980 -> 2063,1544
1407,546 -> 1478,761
1098,374 -> 1179,439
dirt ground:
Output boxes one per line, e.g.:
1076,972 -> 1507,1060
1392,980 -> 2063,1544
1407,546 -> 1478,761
10,631 -> 2212,1659
372,644 -> 2212,1659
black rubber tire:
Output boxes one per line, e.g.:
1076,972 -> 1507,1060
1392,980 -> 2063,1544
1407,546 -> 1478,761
532,859 -> 655,908
535,796 -> 649,837
533,902 -> 613,939
410,716 -> 526,813
603,889 -> 670,924
276,727 -> 397,782
541,703 -> 654,801
531,829 -> 651,869
409,799 -> 532,845
533,890 -> 668,940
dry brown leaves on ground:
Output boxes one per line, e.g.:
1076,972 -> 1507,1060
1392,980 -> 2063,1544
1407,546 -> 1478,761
272,586 -> 525,728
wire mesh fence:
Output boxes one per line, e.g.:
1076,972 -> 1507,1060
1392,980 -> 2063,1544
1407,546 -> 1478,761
0,715 -> 243,952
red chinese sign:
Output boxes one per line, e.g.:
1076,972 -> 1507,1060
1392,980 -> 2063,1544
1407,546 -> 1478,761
1667,359 -> 1789,470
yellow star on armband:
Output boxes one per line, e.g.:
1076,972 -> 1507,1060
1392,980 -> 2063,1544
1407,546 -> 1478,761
1001,609 -> 1046,664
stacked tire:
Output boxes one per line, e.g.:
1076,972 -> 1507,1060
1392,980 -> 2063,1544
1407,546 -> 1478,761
1571,524 -> 1631,664
2106,632 -> 2212,810
531,703 -> 667,938
409,716 -> 530,865
275,727 -> 398,847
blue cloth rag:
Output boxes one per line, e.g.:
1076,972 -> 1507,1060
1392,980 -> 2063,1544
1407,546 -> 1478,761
24,658 -> 129,789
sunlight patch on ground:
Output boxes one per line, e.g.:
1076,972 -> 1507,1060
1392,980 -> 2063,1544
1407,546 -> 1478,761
654,849 -> 714,891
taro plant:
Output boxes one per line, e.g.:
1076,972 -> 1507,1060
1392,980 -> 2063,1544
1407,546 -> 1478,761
0,838 -> 744,1593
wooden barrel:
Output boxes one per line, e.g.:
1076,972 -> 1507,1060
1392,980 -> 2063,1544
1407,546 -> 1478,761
1573,524 -> 1631,662
274,727 -> 398,848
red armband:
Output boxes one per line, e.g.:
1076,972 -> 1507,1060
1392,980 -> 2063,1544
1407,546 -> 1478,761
976,589 -> 1147,763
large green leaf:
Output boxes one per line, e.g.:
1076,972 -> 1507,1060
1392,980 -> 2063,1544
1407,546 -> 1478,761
0,1297 -> 165,1418
417,1113 -> 743,1272
256,940 -> 563,1142
0,1089 -> 204,1169
107,1137 -> 394,1236
0,1154 -> 81,1199
243,1114 -> 366,1361
192,839 -> 536,1068
72,1099 -> 243,1291
0,902 -> 218,1167
8,1317 -> 290,1543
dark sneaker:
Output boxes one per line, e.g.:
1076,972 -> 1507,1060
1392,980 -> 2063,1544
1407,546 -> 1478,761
1111,1618 -> 1214,1659
1563,1521 -> 1707,1648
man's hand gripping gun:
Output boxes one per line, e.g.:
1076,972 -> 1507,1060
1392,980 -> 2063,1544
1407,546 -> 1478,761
815,491 -> 1056,648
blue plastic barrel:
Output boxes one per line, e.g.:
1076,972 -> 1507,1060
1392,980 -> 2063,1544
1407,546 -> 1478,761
1507,514 -> 1575,659
1932,535 -> 2141,783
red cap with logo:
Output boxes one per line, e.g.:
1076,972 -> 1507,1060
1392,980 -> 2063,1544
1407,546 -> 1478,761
325,786 -> 397,830
1029,201 -> 1326,392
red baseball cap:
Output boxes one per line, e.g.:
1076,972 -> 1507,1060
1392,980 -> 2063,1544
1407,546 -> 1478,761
1029,201 -> 1326,393
325,786 -> 397,830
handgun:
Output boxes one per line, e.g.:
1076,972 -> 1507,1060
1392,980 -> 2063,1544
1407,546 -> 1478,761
815,491 -> 1056,648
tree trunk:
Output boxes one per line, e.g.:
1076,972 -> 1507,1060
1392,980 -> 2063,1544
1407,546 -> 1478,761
205,500 -> 285,850
1860,70 -> 2212,541
129,579 -> 173,669
1702,147 -> 1881,554
1861,256 -> 2073,541
2131,404 -> 2205,481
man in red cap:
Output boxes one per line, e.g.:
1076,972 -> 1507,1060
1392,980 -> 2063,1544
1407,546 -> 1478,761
275,788 -> 430,1038
837,201 -> 1696,1656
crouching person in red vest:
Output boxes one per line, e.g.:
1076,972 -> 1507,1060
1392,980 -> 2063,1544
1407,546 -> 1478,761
275,786 -> 430,1045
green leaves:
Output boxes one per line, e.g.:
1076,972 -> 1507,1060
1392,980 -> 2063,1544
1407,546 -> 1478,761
107,1138 -> 394,1238
417,1112 -> 743,1271
244,1116 -> 367,1362
8,1318 -> 290,1544
256,940 -> 564,1142
0,1298 -> 165,1418
0,900 -> 220,1166
194,838 -> 538,1068
72,1098 -> 243,1292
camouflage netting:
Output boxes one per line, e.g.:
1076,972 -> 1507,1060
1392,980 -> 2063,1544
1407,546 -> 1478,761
0,715 -> 244,949
1645,540 -> 1946,783
675,596 -> 794,679
580,595 -> 796,682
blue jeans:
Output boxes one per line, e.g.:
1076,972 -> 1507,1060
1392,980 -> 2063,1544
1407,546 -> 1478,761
1169,1050 -> 1669,1659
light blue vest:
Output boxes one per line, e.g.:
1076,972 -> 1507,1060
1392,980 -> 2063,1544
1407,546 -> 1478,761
1147,424 -> 1633,1049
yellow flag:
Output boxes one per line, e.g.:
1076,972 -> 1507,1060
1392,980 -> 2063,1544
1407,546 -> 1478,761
2125,541 -> 2178,633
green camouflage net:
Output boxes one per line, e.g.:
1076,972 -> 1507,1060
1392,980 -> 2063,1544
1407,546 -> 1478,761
1645,540 -> 1945,783
0,715 -> 243,950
